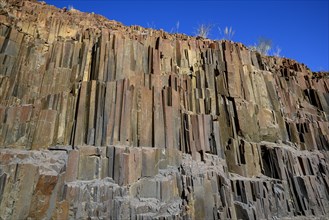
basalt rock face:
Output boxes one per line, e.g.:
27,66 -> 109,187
0,0 -> 329,219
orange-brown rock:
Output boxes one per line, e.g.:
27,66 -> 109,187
0,0 -> 329,219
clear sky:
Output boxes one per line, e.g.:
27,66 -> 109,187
45,0 -> 328,71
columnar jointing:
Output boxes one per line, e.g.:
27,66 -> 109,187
0,1 -> 329,219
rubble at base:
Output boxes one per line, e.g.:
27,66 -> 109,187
0,0 -> 329,219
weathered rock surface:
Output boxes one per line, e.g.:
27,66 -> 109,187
0,0 -> 329,219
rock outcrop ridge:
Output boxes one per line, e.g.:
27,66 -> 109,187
0,0 -> 329,219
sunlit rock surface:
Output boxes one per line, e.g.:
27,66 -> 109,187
0,0 -> 329,219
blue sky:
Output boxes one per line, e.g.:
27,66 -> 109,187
45,0 -> 328,71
